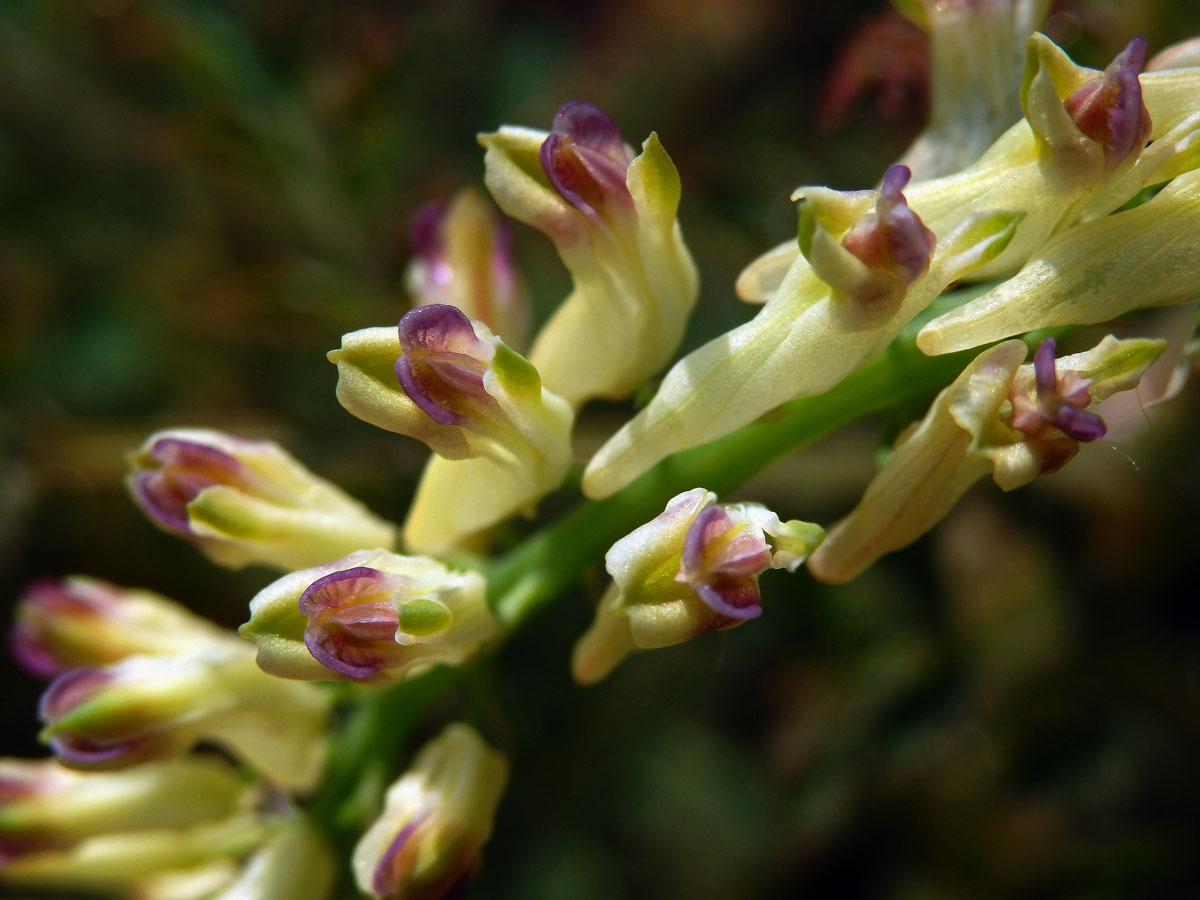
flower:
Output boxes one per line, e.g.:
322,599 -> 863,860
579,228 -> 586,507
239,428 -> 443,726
37,645 -> 332,789
240,549 -> 497,683
10,576 -> 227,679
127,429 -> 397,571
571,489 -> 823,684
740,34 -> 1191,305
582,167 -> 1021,499
351,723 -> 508,900
405,189 -> 529,350
917,166 -> 1200,354
330,304 -> 573,554
0,757 -> 250,863
0,811 -> 270,896
808,335 -> 1165,582
479,101 -> 698,406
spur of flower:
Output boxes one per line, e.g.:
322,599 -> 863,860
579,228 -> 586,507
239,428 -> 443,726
241,548 -> 497,683
331,303 -> 572,554
572,488 -> 823,684
127,428 -> 397,571
479,100 -> 698,407
808,335 -> 1164,583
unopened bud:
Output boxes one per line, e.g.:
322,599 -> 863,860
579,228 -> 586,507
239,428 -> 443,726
352,723 -> 508,900
128,429 -> 397,572
241,549 -> 497,684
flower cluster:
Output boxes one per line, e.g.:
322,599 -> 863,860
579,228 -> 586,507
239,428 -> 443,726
4,9 -> 1199,900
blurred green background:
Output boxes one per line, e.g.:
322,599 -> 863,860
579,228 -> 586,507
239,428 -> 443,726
3,0 -> 1200,897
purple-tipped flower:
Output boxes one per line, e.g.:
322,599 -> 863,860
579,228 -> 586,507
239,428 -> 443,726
330,307 -> 573,555
840,165 -> 937,291
810,335 -> 1165,583
572,489 -> 823,684
10,577 -> 225,679
1064,37 -> 1152,171
405,190 -> 528,350
352,724 -> 508,900
36,647 -> 331,788
539,101 -> 635,225
242,549 -> 498,684
395,305 -> 495,426
480,101 -> 698,407
0,757 -> 250,865
127,428 -> 397,571
1009,338 -> 1107,445
799,163 -> 938,307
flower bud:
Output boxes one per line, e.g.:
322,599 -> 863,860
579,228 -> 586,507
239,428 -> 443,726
809,335 -> 1165,582
352,723 -> 508,900
206,816 -> 335,900
331,305 -> 573,554
480,101 -> 699,406
10,576 -> 226,679
241,549 -> 497,684
127,429 -> 397,572
0,812 -> 269,895
572,489 -> 823,684
0,757 -> 250,862
406,189 -> 529,350
37,646 -> 331,789
799,164 -> 936,307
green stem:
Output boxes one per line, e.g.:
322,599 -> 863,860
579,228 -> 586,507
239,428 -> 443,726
489,331 -> 985,627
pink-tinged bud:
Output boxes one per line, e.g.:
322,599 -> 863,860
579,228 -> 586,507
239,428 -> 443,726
572,489 -> 823,684
841,165 -> 937,289
352,724 -> 508,900
10,577 -> 226,679
395,305 -> 495,426
36,648 -> 331,789
405,191 -> 529,350
1063,37 -> 1152,171
676,505 -> 772,621
539,101 -> 635,227
127,428 -> 397,571
242,549 -> 498,684
1008,338 -> 1107,447
332,308 -> 573,555
0,757 -> 250,865
798,164 -> 937,308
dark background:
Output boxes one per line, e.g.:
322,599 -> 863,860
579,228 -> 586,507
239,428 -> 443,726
2,1 -> 1200,897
